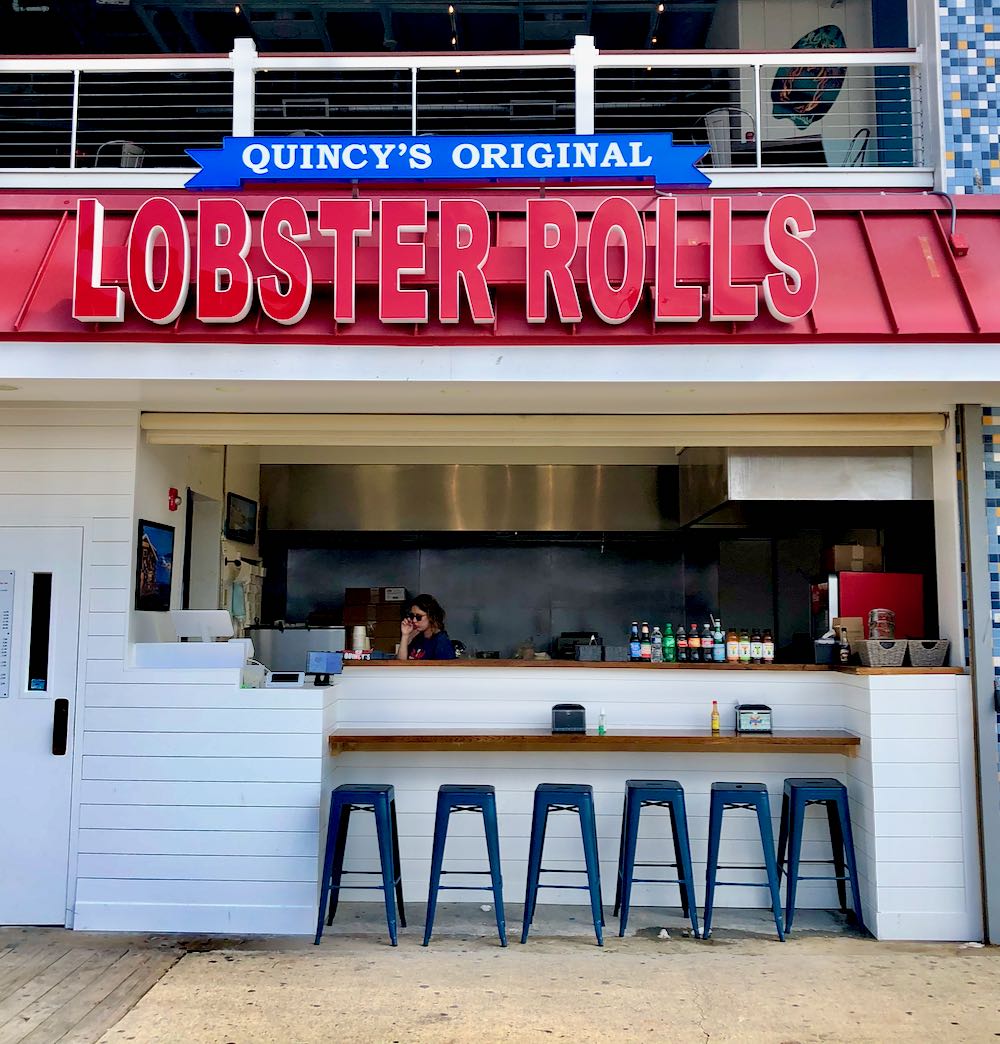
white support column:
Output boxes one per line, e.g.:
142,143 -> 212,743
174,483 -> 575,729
230,37 -> 258,137
572,35 -> 597,136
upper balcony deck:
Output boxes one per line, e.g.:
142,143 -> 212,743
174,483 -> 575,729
0,37 -> 933,189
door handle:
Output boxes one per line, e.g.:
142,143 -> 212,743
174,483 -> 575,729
52,698 -> 68,756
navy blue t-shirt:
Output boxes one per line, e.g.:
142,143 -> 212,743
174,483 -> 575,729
407,630 -> 456,660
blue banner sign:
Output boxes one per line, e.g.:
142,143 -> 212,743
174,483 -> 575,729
185,134 -> 709,189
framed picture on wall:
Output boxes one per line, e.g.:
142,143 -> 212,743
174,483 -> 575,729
135,520 -> 175,611
225,492 -> 258,544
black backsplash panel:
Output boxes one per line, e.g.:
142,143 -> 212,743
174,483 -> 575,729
281,538 -> 688,656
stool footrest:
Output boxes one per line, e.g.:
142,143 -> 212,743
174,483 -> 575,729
440,869 -> 491,875
535,883 -> 596,891
437,884 -> 497,891
338,869 -> 396,875
790,874 -> 851,882
711,880 -> 777,888
630,877 -> 684,886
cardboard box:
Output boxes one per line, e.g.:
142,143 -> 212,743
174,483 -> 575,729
375,603 -> 404,623
343,605 -> 377,627
372,621 -> 402,639
344,586 -> 408,605
833,616 -> 865,648
824,545 -> 883,573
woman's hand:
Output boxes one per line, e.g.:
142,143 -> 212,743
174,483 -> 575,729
400,617 -> 415,640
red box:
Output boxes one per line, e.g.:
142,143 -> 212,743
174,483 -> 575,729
837,572 -> 924,639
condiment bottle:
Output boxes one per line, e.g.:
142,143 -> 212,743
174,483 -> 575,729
838,627 -> 851,665
738,627 -> 751,664
725,627 -> 740,663
762,629 -> 775,664
710,699 -> 720,734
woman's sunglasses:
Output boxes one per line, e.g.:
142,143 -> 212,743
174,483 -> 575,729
407,612 -> 427,621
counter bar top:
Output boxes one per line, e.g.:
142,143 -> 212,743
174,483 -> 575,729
342,660 -> 964,675
328,728 -> 861,757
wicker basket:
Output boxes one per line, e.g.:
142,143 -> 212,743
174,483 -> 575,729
907,639 -> 950,668
857,639 -> 907,667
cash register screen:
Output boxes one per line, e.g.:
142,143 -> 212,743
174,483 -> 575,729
306,650 -> 342,675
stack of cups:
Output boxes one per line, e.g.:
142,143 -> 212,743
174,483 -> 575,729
351,625 -> 371,651
868,609 -> 896,640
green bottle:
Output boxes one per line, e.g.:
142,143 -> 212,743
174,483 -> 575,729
663,622 -> 677,662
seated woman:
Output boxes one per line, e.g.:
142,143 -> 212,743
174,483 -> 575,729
397,593 -> 456,661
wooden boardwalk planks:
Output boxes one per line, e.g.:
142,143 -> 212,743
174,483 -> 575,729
0,931 -> 180,1044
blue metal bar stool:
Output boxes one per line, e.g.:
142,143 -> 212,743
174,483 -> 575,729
315,783 -> 406,946
776,777 -> 864,934
613,779 -> 699,937
423,784 -> 507,946
521,783 -> 604,946
703,782 -> 785,942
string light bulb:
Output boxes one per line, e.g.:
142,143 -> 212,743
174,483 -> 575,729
234,3 -> 240,12
451,34 -> 457,45
448,4 -> 454,12
657,2 -> 663,10
651,36 -> 657,44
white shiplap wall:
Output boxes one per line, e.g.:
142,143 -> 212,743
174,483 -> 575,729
328,666 -> 979,941
0,406 -> 139,924
76,675 -> 334,934
0,407 -> 336,935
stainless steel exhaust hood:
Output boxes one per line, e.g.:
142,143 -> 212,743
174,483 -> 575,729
261,463 -> 678,532
678,447 -> 933,528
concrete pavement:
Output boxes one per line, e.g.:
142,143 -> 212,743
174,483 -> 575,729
96,905 -> 1000,1044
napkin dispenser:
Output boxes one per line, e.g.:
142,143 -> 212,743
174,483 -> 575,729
552,703 -> 586,734
736,704 -> 772,733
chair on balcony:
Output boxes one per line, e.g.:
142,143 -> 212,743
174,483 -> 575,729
95,140 -> 145,168
703,106 -> 756,168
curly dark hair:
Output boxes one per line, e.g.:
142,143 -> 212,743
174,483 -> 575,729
408,593 -> 446,632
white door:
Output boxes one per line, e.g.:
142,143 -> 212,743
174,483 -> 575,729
0,527 -> 82,925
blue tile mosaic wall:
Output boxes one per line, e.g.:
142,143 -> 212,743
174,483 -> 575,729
940,3 -> 1000,193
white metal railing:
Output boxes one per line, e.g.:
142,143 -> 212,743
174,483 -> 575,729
0,37 -> 927,180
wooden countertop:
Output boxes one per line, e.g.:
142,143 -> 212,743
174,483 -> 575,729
328,728 -> 861,757
342,660 -> 964,675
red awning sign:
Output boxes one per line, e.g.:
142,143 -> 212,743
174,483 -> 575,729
73,193 -> 819,329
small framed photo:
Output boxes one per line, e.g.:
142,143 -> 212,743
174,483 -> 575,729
135,520 -> 175,612
225,492 -> 258,544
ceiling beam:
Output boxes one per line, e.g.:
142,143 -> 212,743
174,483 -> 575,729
132,1 -> 174,53
140,413 -> 948,448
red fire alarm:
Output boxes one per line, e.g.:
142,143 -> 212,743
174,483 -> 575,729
168,487 -> 182,512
